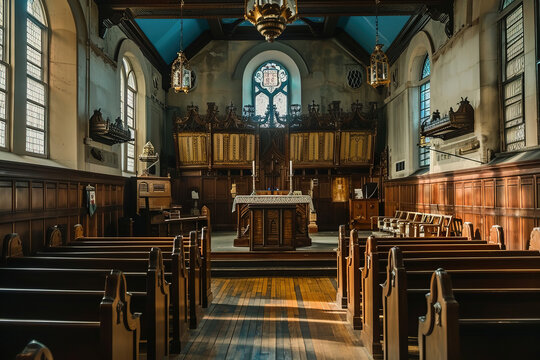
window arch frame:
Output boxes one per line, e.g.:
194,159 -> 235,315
121,57 -> 138,173
25,0 -> 49,156
419,54 -> 431,168
252,60 -> 290,128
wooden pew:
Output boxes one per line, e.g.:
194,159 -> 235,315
418,269 -> 540,360
383,246 -> 540,359
2,238 -> 170,360
3,234 -> 190,353
45,231 -> 205,326
0,269 -> 141,360
345,230 -> 496,328
73,225 -> 213,308
16,340 -> 54,360
359,232 -> 540,359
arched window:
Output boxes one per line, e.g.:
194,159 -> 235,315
419,55 -> 431,168
0,0 -> 8,149
121,57 -> 137,173
25,0 -> 48,155
253,61 -> 289,128
501,0 -> 525,151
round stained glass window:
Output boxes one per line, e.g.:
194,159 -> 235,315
347,69 -> 363,89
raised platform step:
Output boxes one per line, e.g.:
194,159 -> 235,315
210,251 -> 336,277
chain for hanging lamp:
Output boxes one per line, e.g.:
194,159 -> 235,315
171,0 -> 192,93
367,0 -> 390,88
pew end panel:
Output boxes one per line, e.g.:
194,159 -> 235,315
382,247 -> 409,360
2,233 -> 24,261
529,227 -> 540,251
336,224 -> 348,308
100,270 -> 142,360
418,269 -> 461,360
489,225 -> 505,250
171,236 -> 189,352
360,235 -> 382,358
346,229 -> 362,329
16,340 -> 54,360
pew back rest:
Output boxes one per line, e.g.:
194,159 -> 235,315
16,340 -> 54,360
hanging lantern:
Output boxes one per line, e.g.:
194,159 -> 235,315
368,44 -> 390,88
367,0 -> 390,88
244,0 -> 298,42
171,51 -> 192,93
171,0 -> 192,93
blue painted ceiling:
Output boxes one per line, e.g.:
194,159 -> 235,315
135,15 -> 410,65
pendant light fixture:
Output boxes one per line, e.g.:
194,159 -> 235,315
244,0 -> 299,42
171,0 -> 192,93
367,0 -> 390,88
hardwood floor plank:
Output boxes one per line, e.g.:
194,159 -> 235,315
175,277 -> 368,360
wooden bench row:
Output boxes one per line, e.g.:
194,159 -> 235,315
0,228 -> 210,359
342,226 -> 540,359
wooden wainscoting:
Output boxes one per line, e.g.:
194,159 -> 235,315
0,160 -> 127,255
384,159 -> 540,250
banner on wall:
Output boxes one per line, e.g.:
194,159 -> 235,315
86,184 -> 96,217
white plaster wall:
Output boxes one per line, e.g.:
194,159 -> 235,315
385,0 -> 538,178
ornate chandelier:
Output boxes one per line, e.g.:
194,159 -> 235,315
367,0 -> 390,88
244,0 -> 298,42
171,0 -> 192,93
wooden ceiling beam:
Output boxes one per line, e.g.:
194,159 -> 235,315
96,0 -> 449,18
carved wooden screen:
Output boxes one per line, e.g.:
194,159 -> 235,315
213,133 -> 256,165
290,132 -> 334,166
176,132 -> 209,166
340,131 -> 374,165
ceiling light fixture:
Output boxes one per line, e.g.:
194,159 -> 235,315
171,0 -> 192,93
244,0 -> 298,42
367,0 -> 390,88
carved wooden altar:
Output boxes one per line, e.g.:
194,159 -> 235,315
232,195 -> 313,250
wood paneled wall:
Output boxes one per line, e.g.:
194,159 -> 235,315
173,171 -> 374,231
0,160 -> 127,255
384,160 -> 540,250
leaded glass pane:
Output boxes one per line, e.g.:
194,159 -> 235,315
123,58 -> 131,74
255,93 -> 269,117
502,4 -> 525,151
26,19 -> 42,50
274,91 -> 288,117
127,157 -> 134,172
421,56 -> 430,79
128,71 -> 136,90
503,0 -> 515,9
0,91 -> 5,120
0,120 -> 5,148
27,0 -> 46,25
253,61 -> 289,126
0,63 -> 6,91
27,78 -> 45,105
26,102 -> 45,130
26,128 -> 45,154
419,81 -> 431,167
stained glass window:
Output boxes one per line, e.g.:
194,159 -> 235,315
253,61 -> 289,128
502,3 -> 525,151
0,0 -> 7,149
121,58 -> 137,173
419,55 -> 431,168
26,0 -> 48,155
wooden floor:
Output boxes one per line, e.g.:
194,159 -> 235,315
175,277 -> 369,360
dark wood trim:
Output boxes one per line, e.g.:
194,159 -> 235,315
323,16 -> 340,37
208,18 -> 225,39
386,13 -> 431,65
